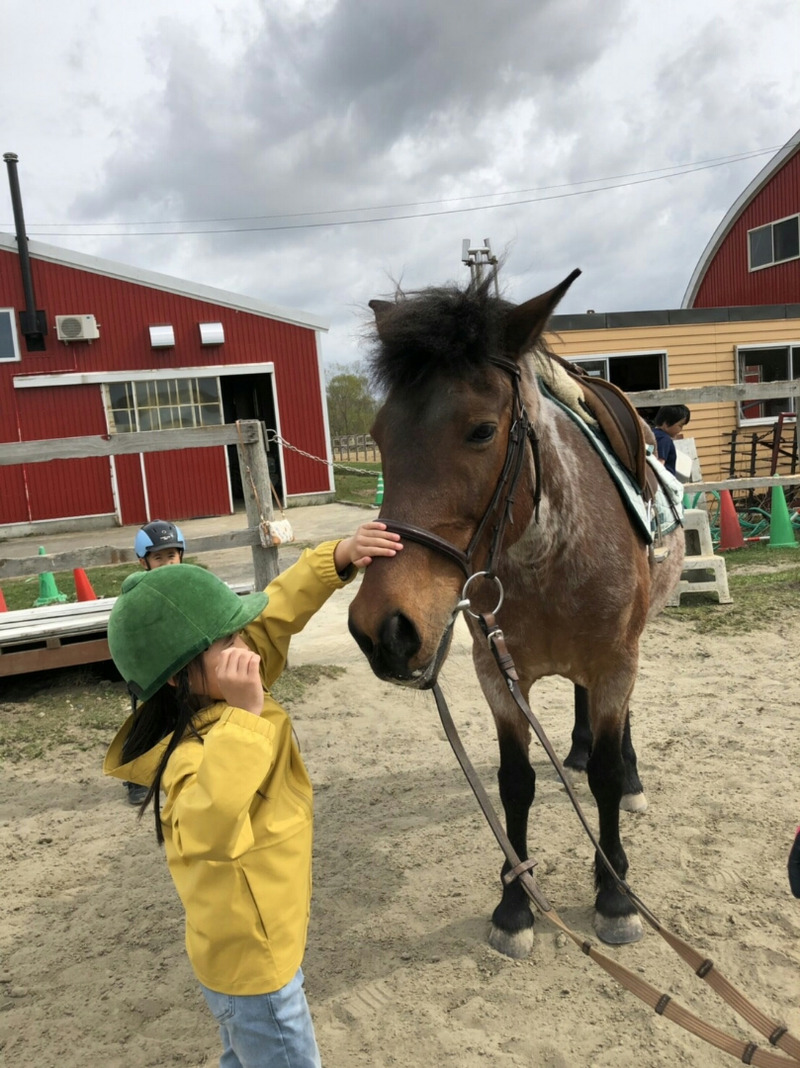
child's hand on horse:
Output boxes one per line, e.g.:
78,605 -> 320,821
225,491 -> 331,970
335,521 -> 403,571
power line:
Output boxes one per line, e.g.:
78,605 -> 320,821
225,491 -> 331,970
10,145 -> 779,238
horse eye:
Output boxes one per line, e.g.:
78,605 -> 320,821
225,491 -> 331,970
468,423 -> 496,444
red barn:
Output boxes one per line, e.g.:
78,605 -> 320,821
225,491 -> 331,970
0,233 -> 333,534
683,128 -> 800,308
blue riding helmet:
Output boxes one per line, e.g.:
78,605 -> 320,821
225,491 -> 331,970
134,520 -> 186,561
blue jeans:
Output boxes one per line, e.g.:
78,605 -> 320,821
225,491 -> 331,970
199,968 -> 321,1068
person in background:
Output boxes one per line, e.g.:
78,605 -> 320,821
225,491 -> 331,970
653,405 -> 691,478
124,520 -> 187,804
135,519 -> 186,570
104,522 -> 402,1068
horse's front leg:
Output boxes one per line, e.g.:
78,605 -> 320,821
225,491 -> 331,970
588,670 -> 643,945
472,645 -> 537,958
566,684 -> 646,813
488,715 -> 537,959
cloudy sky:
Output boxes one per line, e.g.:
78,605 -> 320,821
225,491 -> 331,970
2,0 -> 799,364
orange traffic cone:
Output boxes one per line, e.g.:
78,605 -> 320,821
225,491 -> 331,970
717,490 -> 745,551
0,587 -> 7,612
73,568 -> 98,601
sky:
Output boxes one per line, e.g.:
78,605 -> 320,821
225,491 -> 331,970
2,0 -> 799,366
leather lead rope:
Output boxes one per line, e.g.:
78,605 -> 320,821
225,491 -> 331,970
432,615 -> 800,1067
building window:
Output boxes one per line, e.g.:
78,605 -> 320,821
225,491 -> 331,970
748,215 -> 800,270
104,376 -> 223,433
567,351 -> 667,426
0,308 -> 21,362
737,345 -> 800,423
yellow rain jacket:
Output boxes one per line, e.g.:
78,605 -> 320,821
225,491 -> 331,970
104,542 -> 353,995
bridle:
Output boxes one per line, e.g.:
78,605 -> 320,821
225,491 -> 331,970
380,355 -> 542,598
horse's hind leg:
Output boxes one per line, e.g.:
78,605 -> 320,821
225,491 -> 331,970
587,673 -> 643,945
563,684 -> 591,772
620,710 -> 646,813
566,685 -> 646,813
488,721 -> 537,959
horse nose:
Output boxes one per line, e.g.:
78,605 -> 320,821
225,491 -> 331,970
348,611 -> 421,681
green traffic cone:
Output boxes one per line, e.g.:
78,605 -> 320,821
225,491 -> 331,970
768,487 -> 798,549
374,473 -> 384,506
33,546 -> 68,606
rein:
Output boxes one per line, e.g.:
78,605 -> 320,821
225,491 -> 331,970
381,356 -> 541,580
433,612 -> 800,1067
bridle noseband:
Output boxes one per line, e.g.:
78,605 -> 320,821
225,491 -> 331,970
380,356 -> 541,587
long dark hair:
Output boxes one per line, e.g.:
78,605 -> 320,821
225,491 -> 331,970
122,658 -> 207,845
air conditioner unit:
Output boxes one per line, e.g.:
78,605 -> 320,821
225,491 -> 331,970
55,314 -> 100,341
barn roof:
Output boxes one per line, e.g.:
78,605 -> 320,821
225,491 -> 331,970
681,128 -> 800,309
0,231 -> 328,332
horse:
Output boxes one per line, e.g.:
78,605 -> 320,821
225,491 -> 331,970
348,270 -> 685,958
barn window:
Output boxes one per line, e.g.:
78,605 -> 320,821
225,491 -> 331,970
0,308 -> 21,362
104,376 -> 223,433
736,345 -> 800,424
748,214 -> 800,271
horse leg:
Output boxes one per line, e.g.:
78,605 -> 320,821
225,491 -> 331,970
620,709 -> 647,813
564,683 -> 592,772
488,721 -> 537,959
565,686 -> 647,813
587,675 -> 643,945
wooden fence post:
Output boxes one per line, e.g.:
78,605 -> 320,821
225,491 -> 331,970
235,420 -> 280,590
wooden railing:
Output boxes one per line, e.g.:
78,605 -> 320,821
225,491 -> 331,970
627,379 -> 799,495
330,434 -> 379,462
0,420 -> 280,589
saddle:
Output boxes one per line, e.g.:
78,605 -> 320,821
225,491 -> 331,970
564,367 -> 659,502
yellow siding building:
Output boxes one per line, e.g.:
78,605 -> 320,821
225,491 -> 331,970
544,306 -> 800,483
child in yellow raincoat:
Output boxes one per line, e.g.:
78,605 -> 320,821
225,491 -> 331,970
104,522 -> 402,1068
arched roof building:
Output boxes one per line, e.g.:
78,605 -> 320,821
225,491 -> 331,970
683,129 -> 800,308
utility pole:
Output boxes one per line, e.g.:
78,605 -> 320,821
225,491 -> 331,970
461,238 -> 500,296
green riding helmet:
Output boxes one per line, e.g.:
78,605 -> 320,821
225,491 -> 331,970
108,564 -> 268,701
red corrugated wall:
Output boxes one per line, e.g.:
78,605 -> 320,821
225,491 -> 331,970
0,246 -> 329,526
14,384 -> 113,520
692,152 -> 800,307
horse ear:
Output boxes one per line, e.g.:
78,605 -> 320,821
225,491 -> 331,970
369,299 -> 395,339
505,268 -> 581,355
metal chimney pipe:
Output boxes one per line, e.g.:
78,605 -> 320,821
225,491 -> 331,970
3,151 -> 47,348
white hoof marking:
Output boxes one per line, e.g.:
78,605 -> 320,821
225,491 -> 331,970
620,791 -> 648,813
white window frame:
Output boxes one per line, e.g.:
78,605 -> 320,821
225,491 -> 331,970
747,212 -> 800,272
0,307 -> 21,362
736,342 -> 800,426
566,349 -> 669,388
102,375 -> 224,434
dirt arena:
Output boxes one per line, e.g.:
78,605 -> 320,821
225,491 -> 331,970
2,570 -> 799,1067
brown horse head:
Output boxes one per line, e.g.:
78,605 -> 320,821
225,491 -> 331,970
348,270 -> 580,686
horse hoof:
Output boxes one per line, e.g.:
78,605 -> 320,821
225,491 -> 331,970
488,924 -> 534,959
593,911 -> 643,945
620,791 -> 648,813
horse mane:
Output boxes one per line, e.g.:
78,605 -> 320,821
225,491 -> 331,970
368,274 -> 516,394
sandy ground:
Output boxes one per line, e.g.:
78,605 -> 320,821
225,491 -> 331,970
2,526 -> 800,1066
